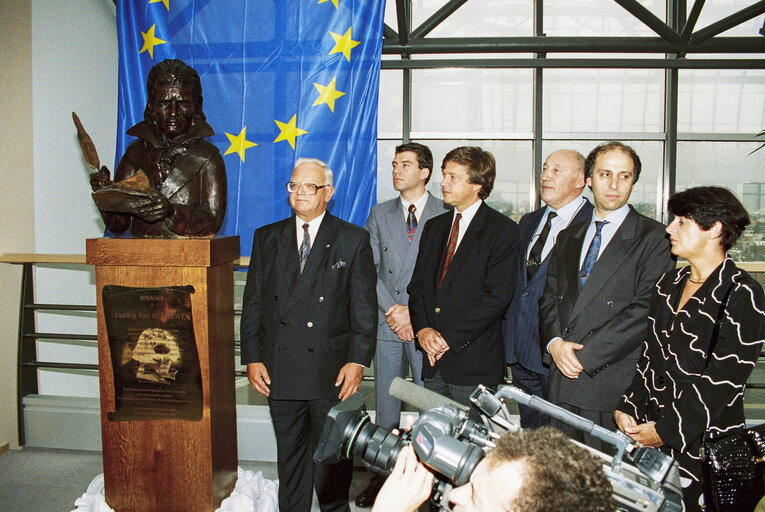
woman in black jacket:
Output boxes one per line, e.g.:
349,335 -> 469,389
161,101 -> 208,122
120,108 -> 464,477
614,186 -> 765,512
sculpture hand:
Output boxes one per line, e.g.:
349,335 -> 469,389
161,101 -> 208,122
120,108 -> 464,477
89,166 -> 112,191
136,193 -> 174,222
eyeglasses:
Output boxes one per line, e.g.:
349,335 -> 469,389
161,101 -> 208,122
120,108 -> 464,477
286,182 -> 330,195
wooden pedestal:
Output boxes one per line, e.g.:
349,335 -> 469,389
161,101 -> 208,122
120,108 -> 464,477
86,237 -> 239,512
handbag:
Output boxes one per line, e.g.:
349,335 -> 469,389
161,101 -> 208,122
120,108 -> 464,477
701,425 -> 765,512
700,281 -> 764,511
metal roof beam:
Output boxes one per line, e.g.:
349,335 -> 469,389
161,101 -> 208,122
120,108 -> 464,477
395,0 -> 410,47
690,1 -> 765,44
612,0 -> 682,43
411,0 -> 470,39
680,0 -> 705,41
383,24 -> 398,41
380,57 -> 765,70
382,36 -> 765,55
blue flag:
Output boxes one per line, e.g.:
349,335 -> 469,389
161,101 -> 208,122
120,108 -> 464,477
116,0 -> 383,255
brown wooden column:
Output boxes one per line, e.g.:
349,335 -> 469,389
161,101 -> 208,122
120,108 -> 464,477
86,237 -> 239,512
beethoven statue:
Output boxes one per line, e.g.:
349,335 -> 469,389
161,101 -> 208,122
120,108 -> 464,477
89,59 -> 226,237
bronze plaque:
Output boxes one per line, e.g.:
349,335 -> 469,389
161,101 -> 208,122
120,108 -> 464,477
102,285 -> 202,421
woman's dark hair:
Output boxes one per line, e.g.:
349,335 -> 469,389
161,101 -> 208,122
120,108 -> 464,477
667,186 -> 750,251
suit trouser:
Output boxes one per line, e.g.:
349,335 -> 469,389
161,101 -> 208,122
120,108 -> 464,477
269,397 -> 353,512
508,363 -> 550,429
374,338 -> 424,431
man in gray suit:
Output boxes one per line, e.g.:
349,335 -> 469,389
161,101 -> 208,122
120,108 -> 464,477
356,143 -> 444,507
539,141 -> 673,451
503,149 -> 592,429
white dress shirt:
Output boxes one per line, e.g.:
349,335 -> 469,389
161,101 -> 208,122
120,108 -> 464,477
295,211 -> 326,251
578,204 -> 631,269
527,196 -> 588,261
400,191 -> 429,223
451,199 -> 482,251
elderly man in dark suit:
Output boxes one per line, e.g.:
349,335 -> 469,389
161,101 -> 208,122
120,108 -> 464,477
241,158 -> 377,512
503,149 -> 592,429
408,146 -> 519,407
355,143 -> 445,507
539,141 -> 673,450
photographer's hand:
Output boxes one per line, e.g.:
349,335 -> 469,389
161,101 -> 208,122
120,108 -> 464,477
372,445 -> 434,512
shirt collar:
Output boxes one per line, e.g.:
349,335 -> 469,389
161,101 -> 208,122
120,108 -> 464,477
453,199 -> 482,224
590,203 -> 630,227
549,195 -> 586,223
400,191 -> 429,213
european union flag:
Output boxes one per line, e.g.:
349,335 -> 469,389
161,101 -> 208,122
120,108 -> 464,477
116,0 -> 383,255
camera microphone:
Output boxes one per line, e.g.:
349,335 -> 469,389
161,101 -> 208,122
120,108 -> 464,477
388,377 -> 469,413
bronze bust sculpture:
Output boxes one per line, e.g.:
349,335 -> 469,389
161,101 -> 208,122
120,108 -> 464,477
88,59 -> 226,238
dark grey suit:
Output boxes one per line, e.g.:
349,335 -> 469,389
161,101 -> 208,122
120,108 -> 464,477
241,213 -> 377,512
365,193 -> 445,430
502,199 -> 592,428
539,206 -> 673,443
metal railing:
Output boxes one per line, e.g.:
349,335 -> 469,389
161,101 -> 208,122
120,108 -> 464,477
5,253 -> 765,445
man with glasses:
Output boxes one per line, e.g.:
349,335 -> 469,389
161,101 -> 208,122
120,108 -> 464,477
241,158 -> 377,512
502,150 -> 592,429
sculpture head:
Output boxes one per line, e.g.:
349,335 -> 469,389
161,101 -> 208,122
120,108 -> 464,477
131,327 -> 183,384
143,59 -> 206,140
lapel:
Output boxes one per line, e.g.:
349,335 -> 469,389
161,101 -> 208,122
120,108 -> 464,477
570,208 -> 640,321
519,207 -> 547,289
158,142 -> 218,200
275,218 -> 299,298
282,213 -> 336,315
382,199 -> 409,263
407,193 -> 445,260
439,201 -> 488,291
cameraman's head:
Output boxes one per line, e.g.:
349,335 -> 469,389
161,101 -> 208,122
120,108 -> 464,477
448,427 -> 615,512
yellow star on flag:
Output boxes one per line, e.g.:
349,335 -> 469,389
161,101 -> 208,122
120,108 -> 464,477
318,0 -> 339,8
149,0 -> 170,10
329,27 -> 360,62
139,24 -> 166,59
224,127 -> 258,162
274,115 -> 308,150
313,78 -> 346,112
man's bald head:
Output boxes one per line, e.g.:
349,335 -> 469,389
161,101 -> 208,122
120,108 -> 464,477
539,150 -> 586,210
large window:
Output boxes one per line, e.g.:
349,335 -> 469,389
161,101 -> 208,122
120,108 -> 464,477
378,0 -> 765,254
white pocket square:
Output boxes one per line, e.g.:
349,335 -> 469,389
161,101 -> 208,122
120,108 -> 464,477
331,260 -> 346,270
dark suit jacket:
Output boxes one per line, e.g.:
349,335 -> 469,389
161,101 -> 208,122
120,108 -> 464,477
503,199 -> 593,374
240,213 -> 377,400
408,202 -> 520,386
539,206 -> 673,411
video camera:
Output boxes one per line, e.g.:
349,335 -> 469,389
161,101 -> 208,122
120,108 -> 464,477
314,378 -> 684,512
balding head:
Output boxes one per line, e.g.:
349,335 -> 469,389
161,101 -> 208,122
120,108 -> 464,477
539,149 -> 586,210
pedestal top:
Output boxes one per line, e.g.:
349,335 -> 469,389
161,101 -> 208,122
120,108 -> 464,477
86,236 -> 240,267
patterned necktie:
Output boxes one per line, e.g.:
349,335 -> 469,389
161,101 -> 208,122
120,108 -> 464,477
438,213 -> 462,289
406,204 -> 417,243
579,220 -> 607,290
527,211 -> 557,280
299,223 -> 310,273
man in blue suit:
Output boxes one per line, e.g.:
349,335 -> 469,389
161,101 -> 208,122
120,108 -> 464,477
503,150 -> 592,429
355,143 -> 445,507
